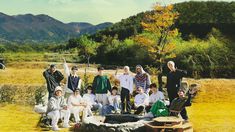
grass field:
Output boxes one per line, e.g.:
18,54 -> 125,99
0,62 -> 235,131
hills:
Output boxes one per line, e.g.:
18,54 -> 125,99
0,13 -> 112,43
92,1 -> 235,41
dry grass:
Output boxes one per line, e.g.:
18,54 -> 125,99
0,104 -> 40,132
186,79 -> 235,132
0,62 -> 235,131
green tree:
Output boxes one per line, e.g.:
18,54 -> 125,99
77,35 -> 98,67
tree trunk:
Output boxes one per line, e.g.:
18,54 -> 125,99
87,56 -> 90,67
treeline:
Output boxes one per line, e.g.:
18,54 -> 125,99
65,28 -> 235,78
91,1 -> 235,41
0,43 -> 65,53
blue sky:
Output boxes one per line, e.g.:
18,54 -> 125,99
0,0 -> 233,24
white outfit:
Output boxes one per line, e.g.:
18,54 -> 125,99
47,109 -> 70,129
116,74 -> 134,94
134,93 -> 149,107
108,95 -> 120,107
47,96 -> 70,129
83,93 -> 96,106
96,94 -> 109,105
68,94 -> 91,123
63,62 -> 82,94
149,91 -> 165,104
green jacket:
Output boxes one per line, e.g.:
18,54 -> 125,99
92,75 -> 111,94
150,100 -> 169,117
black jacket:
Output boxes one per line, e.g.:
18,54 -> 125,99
43,70 -> 64,93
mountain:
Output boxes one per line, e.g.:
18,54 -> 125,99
68,22 -> 113,34
0,13 -> 112,43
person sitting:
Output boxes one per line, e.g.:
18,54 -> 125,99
145,83 -> 165,112
102,87 -> 121,115
47,86 -> 71,131
83,85 -> 102,115
134,87 -> 149,115
67,89 -> 92,123
144,88 -> 192,121
169,88 -> 192,121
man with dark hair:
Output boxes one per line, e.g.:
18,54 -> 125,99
43,64 -> 64,100
145,83 -> 164,112
92,66 -> 111,106
63,59 -> 82,98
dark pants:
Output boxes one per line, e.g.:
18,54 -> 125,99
180,108 -> 188,120
145,105 -> 152,113
134,106 -> 145,115
167,88 -> 178,103
121,87 -> 131,113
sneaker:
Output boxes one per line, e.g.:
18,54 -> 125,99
52,126 -> 61,131
62,123 -> 71,128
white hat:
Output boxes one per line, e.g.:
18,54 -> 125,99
54,86 -> 63,93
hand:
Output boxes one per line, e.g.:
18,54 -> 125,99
63,106 -> 68,110
63,58 -> 66,63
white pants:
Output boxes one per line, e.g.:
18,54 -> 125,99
70,106 -> 92,123
96,94 -> 108,105
47,109 -> 70,128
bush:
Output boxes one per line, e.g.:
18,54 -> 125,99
0,84 -> 46,105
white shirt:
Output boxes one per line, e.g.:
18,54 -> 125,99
134,93 -> 149,107
108,95 -> 120,106
149,91 -> 165,104
67,94 -> 83,108
116,74 -> 134,94
83,93 -> 96,106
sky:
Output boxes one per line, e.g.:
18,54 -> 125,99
0,0 -> 233,24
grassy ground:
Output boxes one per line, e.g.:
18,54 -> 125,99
0,104 -> 40,132
0,62 -> 235,131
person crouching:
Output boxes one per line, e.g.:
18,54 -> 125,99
47,86 -> 71,131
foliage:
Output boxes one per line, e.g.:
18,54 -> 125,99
174,28 -> 234,78
135,4 -> 179,72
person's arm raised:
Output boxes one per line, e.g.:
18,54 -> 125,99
63,58 -> 70,77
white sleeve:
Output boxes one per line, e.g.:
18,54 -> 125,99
63,62 -> 70,77
129,76 -> 134,94
67,96 -> 72,108
78,79 -> 82,89
144,94 -> 149,106
115,75 -> 121,80
161,92 -> 165,100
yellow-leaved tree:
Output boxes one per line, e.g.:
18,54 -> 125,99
135,4 -> 179,72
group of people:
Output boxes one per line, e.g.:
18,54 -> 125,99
43,59 -> 191,131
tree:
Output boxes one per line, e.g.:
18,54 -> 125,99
135,4 -> 179,71
77,35 -> 98,67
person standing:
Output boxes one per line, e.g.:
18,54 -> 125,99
63,59 -> 82,98
92,66 -> 112,106
115,66 -> 133,114
134,65 -> 151,94
166,61 -> 187,103
43,64 -> 64,100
